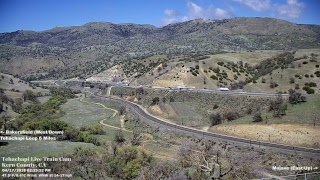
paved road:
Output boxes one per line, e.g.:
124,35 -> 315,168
94,92 -> 320,155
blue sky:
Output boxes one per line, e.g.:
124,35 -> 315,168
0,0 -> 319,32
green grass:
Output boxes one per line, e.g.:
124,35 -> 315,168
59,98 -> 115,128
84,97 -> 121,112
131,55 -> 167,66
248,56 -> 320,93
0,140 -> 101,158
0,73 -> 50,94
80,97 -> 122,127
207,50 -> 281,65
37,96 -> 52,104
60,96 -> 132,143
95,128 -> 132,142
223,94 -> 320,125
169,102 -> 206,127
0,96 -> 134,160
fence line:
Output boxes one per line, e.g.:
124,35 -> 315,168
254,171 -> 320,180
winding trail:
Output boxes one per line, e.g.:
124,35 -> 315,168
80,93 -> 176,159
78,92 -> 205,160
79,94 -> 132,133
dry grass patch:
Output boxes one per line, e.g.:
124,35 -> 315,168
152,79 -> 184,87
148,105 -> 168,117
208,50 -> 281,65
210,123 -> 320,148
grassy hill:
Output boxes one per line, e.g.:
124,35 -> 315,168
91,49 -> 320,94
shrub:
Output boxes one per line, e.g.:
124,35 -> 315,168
316,65 -> 319,68
136,87 -> 144,95
309,82 -> 317,87
210,75 -> 218,80
252,113 -> 263,122
114,130 -> 125,144
213,67 -> 220,73
233,75 -> 238,80
209,113 -> 222,126
224,111 -> 239,121
261,78 -> 266,83
270,81 -> 278,88
86,124 -> 105,135
295,84 -> 300,89
151,97 -> 160,105
305,82 -> 317,87
22,90 -> 37,102
307,88 -> 315,94
119,106 -> 126,115
302,61 -> 308,64
302,86 -> 315,94
288,89 -> 307,104
302,86 -> 309,91
289,77 -> 295,84
80,125 -> 87,131
305,74 -> 309,78
217,62 -> 224,66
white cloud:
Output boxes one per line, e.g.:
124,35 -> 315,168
185,2 -> 205,20
160,1 -> 233,25
161,9 -> 181,25
164,9 -> 180,17
232,0 -> 304,19
232,0 -> 271,12
215,8 -> 233,19
276,0 -> 304,19
184,2 -> 233,20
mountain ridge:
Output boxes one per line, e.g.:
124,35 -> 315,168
0,17 -> 320,80
1,17 -> 319,49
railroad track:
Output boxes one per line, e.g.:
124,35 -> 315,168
94,92 -> 320,155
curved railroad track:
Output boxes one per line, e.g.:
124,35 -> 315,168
93,92 -> 320,155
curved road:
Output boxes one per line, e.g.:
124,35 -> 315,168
93,92 -> 320,155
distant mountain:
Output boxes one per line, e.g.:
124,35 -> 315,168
0,17 -> 319,79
